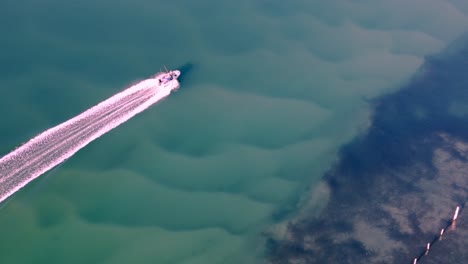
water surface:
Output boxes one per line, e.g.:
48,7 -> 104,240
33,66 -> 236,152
0,1 -> 467,263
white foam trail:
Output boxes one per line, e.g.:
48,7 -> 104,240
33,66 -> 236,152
0,76 -> 178,203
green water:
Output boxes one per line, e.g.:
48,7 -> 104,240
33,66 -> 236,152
1,0 -> 467,263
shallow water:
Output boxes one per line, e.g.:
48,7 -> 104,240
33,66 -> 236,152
0,1 -> 467,263
268,33 -> 468,263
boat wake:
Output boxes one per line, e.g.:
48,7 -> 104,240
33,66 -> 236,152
0,75 -> 178,204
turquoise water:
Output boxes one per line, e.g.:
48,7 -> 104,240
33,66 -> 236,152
0,1 -> 467,263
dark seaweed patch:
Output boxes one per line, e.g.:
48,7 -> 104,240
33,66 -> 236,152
267,33 -> 468,263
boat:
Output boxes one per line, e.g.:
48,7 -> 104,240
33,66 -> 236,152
157,66 -> 181,91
